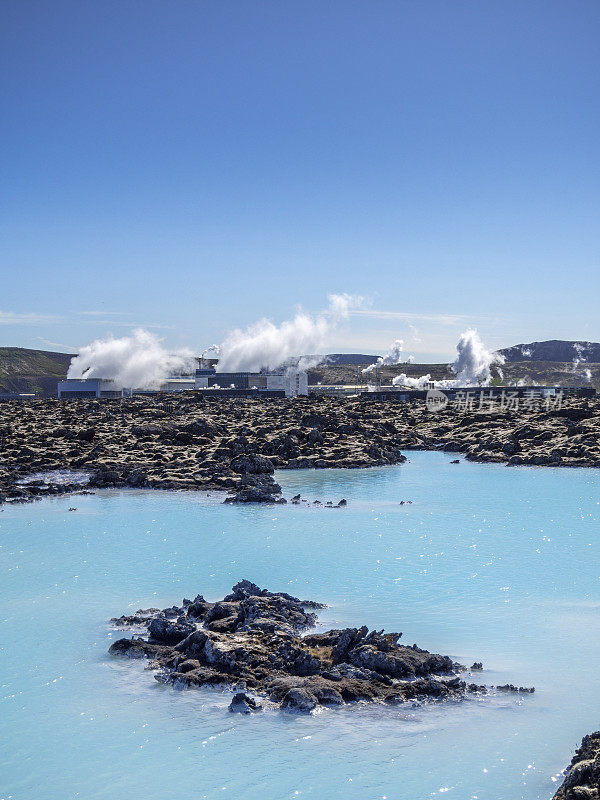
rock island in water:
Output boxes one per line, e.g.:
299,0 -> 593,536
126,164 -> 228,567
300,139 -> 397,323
109,580 -> 533,714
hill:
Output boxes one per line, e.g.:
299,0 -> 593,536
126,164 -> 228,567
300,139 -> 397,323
308,359 -> 600,390
499,340 -> 600,362
2,343 -> 599,397
0,347 -> 73,396
324,353 -> 381,365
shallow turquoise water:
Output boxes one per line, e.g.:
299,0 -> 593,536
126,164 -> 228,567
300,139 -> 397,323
1,451 -> 600,800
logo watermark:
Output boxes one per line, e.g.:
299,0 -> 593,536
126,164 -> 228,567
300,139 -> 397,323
425,388 -> 564,413
425,389 -> 449,413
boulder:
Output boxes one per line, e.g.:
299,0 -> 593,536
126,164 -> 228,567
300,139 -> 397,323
228,692 -> 263,714
281,687 -> 318,713
230,453 -> 274,475
148,617 -> 195,645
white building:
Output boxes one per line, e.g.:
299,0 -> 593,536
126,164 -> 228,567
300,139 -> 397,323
194,368 -> 308,397
262,369 -> 308,397
159,377 -> 195,392
59,370 -> 308,399
57,378 -> 125,399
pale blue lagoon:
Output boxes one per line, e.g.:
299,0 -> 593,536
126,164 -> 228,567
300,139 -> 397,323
2,451 -> 600,800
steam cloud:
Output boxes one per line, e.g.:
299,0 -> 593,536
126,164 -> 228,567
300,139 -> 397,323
392,329 -> 505,389
216,294 -> 361,373
572,343 -> 592,383
452,329 -> 504,384
362,339 -> 408,374
67,328 -> 196,389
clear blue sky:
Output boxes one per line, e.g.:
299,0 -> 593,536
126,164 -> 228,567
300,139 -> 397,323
2,0 -> 599,360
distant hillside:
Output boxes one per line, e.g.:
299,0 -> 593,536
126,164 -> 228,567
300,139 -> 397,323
308,362 -> 455,385
0,347 -> 73,396
290,353 -> 382,366
499,340 -> 600,362
324,353 -> 382,365
2,343 -> 599,397
308,359 -> 600,389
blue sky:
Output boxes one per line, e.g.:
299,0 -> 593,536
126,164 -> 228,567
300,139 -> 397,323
2,0 -> 599,361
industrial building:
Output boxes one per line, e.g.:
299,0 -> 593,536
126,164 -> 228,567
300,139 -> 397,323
157,377 -> 195,392
57,368 -> 308,399
0,392 -> 36,400
57,378 -> 126,398
195,367 -> 308,397
57,377 -> 195,398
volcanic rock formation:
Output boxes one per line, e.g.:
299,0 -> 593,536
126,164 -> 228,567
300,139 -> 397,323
1,394 -> 599,506
552,732 -> 600,799
108,580 -> 526,713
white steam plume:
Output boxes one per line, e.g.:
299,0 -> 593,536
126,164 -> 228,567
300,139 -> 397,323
67,328 -> 196,389
216,294 -> 361,373
362,339 -> 407,374
297,354 -> 330,372
572,343 -> 592,383
408,324 -> 422,344
452,329 -> 505,384
392,329 -> 504,389
391,372 -> 433,389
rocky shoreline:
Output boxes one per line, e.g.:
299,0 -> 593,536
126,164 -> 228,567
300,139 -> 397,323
551,732 -> 600,799
1,394 -> 599,505
109,580 -> 532,713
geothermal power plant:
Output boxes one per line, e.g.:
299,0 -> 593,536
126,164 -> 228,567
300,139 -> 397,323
3,325 -> 598,402
54,352 -> 596,403
57,359 -> 310,399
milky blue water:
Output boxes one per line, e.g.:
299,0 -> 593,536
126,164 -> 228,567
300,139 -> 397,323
1,451 -> 600,800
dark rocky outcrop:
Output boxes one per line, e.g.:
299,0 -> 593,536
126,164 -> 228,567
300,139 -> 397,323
107,580 -> 515,714
1,394 -> 599,506
228,692 -> 263,714
552,731 -> 600,799
223,474 -> 285,505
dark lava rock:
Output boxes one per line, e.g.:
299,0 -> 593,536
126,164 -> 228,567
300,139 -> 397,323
111,607 -> 161,626
496,684 -> 535,694
230,453 -> 274,475
228,692 -> 263,714
281,687 -> 318,713
553,731 -> 600,800
224,474 -> 283,504
3,394 -> 600,508
108,580 -> 513,714
148,617 -> 195,645
76,428 -> 96,442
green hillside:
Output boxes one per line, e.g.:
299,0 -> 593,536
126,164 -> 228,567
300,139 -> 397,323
0,347 -> 73,396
